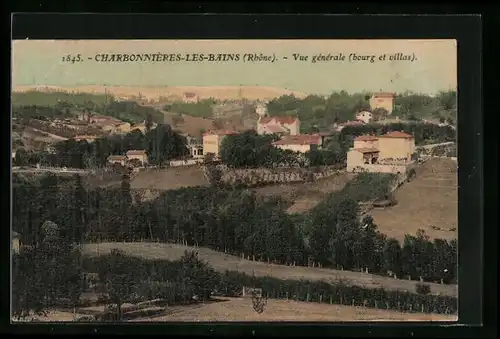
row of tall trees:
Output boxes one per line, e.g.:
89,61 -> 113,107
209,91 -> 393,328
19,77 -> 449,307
266,91 -> 457,133
218,124 -> 455,170
339,122 -> 456,146
219,131 -> 346,168
13,244 -> 457,320
165,99 -> 217,118
13,172 -> 457,284
12,90 -> 164,124
12,220 -> 85,319
13,124 -> 189,168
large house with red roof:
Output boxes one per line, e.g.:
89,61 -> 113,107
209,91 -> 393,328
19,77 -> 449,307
347,131 -> 416,173
272,134 -> 323,154
257,116 -> 300,136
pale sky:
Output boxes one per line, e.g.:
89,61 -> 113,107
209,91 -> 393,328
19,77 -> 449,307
12,39 -> 457,95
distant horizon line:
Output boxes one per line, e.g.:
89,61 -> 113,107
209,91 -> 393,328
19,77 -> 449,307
12,83 -> 457,97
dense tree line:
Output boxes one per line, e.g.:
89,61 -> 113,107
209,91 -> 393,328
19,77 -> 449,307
13,172 -> 457,285
393,91 -> 457,123
13,105 -> 73,121
12,220 -> 85,319
12,90 -> 109,107
81,252 -> 457,316
103,101 -> 164,123
164,99 -> 217,118
13,91 -> 164,124
218,125 -> 454,169
266,91 -> 456,133
13,244 -> 457,320
219,131 -> 346,168
266,93 -> 370,133
13,124 -> 189,168
339,122 -> 456,146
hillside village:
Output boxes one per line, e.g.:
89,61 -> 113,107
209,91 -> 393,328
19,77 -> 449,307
11,87 -> 458,322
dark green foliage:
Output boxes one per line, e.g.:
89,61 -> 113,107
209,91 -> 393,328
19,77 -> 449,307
12,90 -> 109,107
165,99 -> 217,118
339,122 -> 456,146
14,124 -> 189,168
104,101 -> 164,123
82,254 -> 458,315
220,131 -> 342,168
265,91 -> 456,134
12,221 -> 85,319
13,105 -> 72,120
13,171 -> 457,286
416,283 -> 431,295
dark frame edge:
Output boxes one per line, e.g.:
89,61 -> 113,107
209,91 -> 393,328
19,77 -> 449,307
4,12 -> 487,337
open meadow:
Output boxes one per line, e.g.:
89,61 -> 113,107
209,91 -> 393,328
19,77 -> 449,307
14,297 -> 456,322
370,158 -> 458,242
137,297 -> 457,322
83,242 -> 457,298
253,173 -> 356,214
162,112 -> 215,136
130,166 -> 209,190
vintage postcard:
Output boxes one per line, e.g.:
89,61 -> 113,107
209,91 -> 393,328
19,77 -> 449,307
11,39 -> 457,322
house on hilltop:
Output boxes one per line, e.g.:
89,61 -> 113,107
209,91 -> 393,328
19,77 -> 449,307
272,134 -> 323,153
257,116 -> 300,136
183,92 -> 198,103
369,92 -> 396,114
346,131 -> 416,173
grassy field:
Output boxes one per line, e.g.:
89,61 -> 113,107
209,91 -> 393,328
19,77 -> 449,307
13,85 -> 307,101
137,297 -> 457,322
19,127 -> 67,151
370,158 -> 458,242
162,112 -> 215,137
13,297 -> 456,322
253,173 -> 356,214
128,167 -> 354,212
130,167 -> 209,190
83,242 -> 457,297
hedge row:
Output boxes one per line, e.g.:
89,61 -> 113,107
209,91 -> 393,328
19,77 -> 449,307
82,255 -> 457,315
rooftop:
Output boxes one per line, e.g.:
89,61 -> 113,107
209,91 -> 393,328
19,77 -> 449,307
259,116 -> 298,125
272,134 -> 322,146
372,92 -> 396,98
353,148 -> 380,154
265,125 -> 287,134
379,131 -> 414,139
354,135 -> 378,142
203,129 -> 237,137
126,150 -> 147,156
